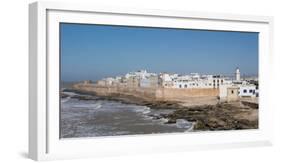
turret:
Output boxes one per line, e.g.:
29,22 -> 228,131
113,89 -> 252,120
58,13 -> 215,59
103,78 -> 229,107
235,67 -> 240,81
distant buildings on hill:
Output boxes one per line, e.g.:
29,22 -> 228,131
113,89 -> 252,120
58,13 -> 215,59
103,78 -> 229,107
93,68 -> 258,100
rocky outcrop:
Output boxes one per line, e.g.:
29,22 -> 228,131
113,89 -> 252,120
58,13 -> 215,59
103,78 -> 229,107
165,103 -> 258,131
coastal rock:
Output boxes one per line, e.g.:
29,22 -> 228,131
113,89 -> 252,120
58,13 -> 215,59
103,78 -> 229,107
166,103 -> 258,131
69,86 -> 258,131
165,119 -> 176,124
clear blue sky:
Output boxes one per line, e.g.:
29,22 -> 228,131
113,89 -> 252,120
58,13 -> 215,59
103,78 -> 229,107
60,23 -> 258,82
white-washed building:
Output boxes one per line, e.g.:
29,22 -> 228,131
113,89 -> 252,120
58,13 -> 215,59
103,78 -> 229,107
211,75 -> 225,88
96,68 -> 258,98
238,84 -> 258,97
159,73 -> 174,88
125,70 -> 156,79
170,74 -> 225,89
219,68 -> 259,100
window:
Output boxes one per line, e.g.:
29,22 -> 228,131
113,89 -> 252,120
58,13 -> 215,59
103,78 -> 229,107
184,84 -> 187,88
179,84 -> 182,88
249,90 -> 253,93
231,90 -> 234,94
243,89 -> 247,93
221,80 -> 223,83
253,90 -> 255,94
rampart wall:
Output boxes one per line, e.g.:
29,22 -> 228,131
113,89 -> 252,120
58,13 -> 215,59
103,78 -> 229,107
72,83 -> 219,102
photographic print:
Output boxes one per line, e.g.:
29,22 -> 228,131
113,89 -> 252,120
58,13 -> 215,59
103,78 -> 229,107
60,23 -> 259,138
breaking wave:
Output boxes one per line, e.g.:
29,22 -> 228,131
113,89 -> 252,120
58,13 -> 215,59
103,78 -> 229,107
61,96 -> 71,103
176,119 -> 193,129
133,106 -> 151,114
60,90 -> 192,138
73,103 -> 102,110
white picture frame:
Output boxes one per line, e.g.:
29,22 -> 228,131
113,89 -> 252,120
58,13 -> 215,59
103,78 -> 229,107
29,1 -> 274,161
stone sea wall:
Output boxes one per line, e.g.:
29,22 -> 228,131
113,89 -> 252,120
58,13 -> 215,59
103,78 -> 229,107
72,83 -> 219,102
156,87 -> 219,101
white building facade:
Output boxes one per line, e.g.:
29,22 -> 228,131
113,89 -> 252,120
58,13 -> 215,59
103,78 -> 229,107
95,68 -> 259,99
160,73 -> 225,89
238,85 -> 258,97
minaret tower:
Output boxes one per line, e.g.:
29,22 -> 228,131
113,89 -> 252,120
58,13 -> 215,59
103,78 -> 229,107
235,67 -> 240,81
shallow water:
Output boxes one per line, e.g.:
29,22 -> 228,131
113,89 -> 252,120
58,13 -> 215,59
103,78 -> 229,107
60,91 -> 192,138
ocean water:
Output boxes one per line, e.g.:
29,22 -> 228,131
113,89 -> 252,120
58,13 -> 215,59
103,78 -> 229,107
60,91 -> 192,138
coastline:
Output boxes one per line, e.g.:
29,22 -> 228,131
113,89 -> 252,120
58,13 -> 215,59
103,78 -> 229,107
62,88 -> 258,131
